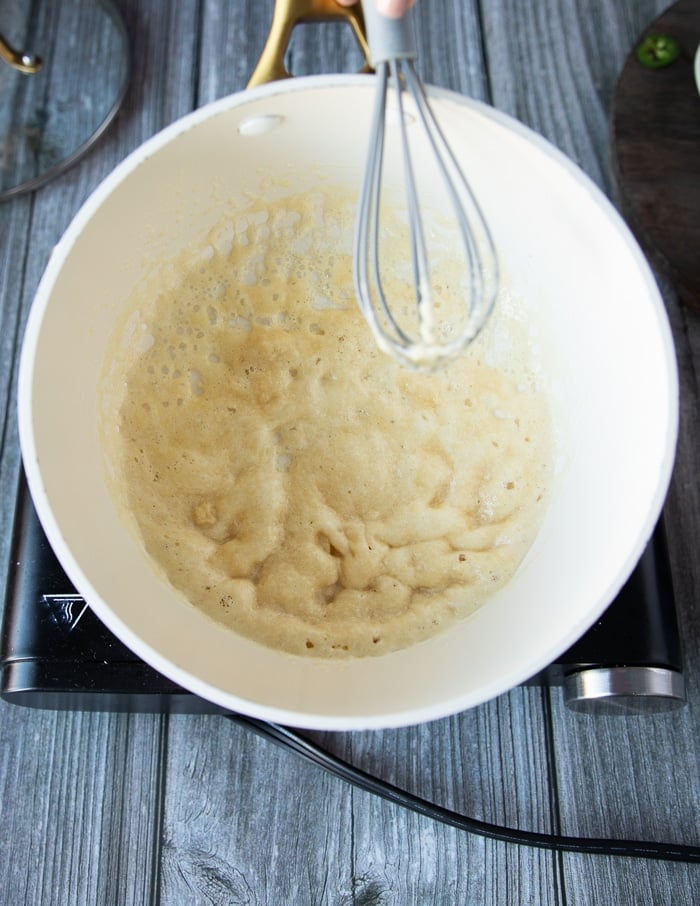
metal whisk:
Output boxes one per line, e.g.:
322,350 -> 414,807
354,2 -> 499,370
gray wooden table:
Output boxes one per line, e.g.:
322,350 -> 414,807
1,1 -> 698,903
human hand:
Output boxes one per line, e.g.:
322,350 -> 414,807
335,0 -> 417,19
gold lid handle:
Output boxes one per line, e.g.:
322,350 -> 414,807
248,0 -> 371,89
0,32 -> 42,74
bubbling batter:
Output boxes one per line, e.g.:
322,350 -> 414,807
100,189 -> 552,658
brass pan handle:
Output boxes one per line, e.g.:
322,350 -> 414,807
248,0 -> 371,88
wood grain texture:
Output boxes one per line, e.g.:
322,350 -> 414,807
162,690 -> 557,906
0,707 -> 165,905
0,3 -> 200,905
1,1 -> 698,904
160,715 -> 355,905
477,2 -> 700,902
305,687 -> 560,905
480,0 -> 666,189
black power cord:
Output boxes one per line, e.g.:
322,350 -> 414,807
225,714 -> 700,864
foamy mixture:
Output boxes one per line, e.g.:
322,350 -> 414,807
101,188 -> 553,658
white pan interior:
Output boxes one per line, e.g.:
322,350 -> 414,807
19,76 -> 678,729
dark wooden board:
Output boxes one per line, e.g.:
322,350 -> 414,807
610,0 -> 700,313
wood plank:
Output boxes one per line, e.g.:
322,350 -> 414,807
198,0 -> 275,102
0,198 -> 32,606
412,0 -> 489,99
306,686 -> 560,905
0,707 -> 165,905
480,0 -> 667,191
477,0 -> 700,900
160,714 -> 354,905
0,4 -> 202,904
161,691 -> 558,905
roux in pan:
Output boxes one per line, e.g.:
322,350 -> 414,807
101,189 -> 552,658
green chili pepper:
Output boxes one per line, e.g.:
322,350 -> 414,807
635,33 -> 680,69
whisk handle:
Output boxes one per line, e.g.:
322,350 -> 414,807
361,1 -> 417,66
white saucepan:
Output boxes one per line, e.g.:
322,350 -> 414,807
18,36 -> 677,730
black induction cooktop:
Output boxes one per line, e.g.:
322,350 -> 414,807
0,470 -> 686,716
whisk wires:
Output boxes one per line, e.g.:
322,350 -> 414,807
354,57 -> 499,371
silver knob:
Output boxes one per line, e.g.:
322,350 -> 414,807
564,666 -> 686,715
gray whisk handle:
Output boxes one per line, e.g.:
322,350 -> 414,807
361,1 -> 417,65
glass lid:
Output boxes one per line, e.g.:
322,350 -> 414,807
0,0 -> 131,200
